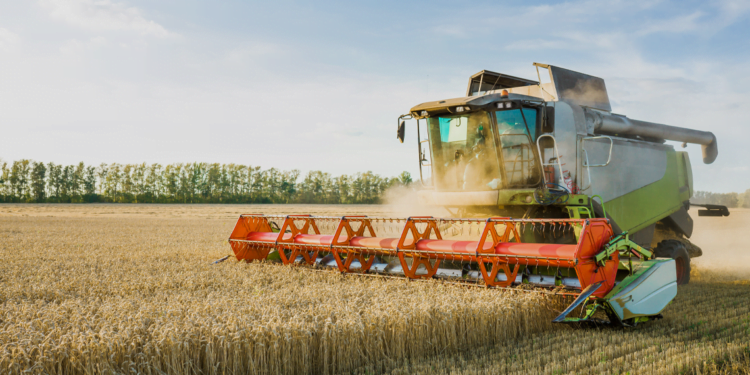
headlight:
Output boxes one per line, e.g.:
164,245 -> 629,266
496,102 -> 514,109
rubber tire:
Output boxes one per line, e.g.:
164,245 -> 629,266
654,240 -> 691,285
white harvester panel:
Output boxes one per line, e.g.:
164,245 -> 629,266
609,260 -> 678,321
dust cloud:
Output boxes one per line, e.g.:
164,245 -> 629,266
690,208 -> 750,279
381,185 -> 449,217
558,79 -> 610,109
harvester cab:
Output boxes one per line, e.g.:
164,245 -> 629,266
226,63 -> 727,326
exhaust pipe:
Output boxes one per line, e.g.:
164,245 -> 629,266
585,111 -> 718,164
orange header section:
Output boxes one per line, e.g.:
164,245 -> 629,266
227,214 -> 617,296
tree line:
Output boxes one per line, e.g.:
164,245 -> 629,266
0,160 -> 413,204
2,159 -> 746,208
692,190 -> 750,209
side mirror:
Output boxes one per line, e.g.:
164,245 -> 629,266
397,121 -> 405,143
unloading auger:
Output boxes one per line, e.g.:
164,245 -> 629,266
228,213 -> 678,326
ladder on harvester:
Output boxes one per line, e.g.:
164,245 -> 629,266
535,133 -> 580,194
535,134 -> 565,188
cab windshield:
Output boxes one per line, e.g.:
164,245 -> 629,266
427,108 -> 541,191
427,111 -> 501,191
496,108 -> 541,187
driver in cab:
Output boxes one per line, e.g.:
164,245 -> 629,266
463,126 -> 501,190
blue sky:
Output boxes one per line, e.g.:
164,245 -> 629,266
0,0 -> 748,192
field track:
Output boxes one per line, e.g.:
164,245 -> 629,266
1,204 -> 749,374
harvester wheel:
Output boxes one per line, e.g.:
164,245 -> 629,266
654,240 -> 690,285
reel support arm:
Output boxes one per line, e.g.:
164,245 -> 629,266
597,232 -> 652,267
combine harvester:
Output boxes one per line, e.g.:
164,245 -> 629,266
228,63 -> 728,326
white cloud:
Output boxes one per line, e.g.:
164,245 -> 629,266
431,25 -> 467,38
224,43 -> 284,64
59,36 -> 107,55
0,27 -> 20,51
505,39 -> 572,50
635,2 -> 750,37
636,11 -> 704,35
716,0 -> 750,26
39,0 -> 176,38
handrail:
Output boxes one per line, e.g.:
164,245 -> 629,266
582,136 -> 613,167
590,194 -> 606,219
416,119 -> 434,187
535,133 -> 565,186
580,136 -> 613,192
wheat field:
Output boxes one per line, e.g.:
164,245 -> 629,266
363,208 -> 750,375
1,204 -> 749,375
358,270 -> 750,375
